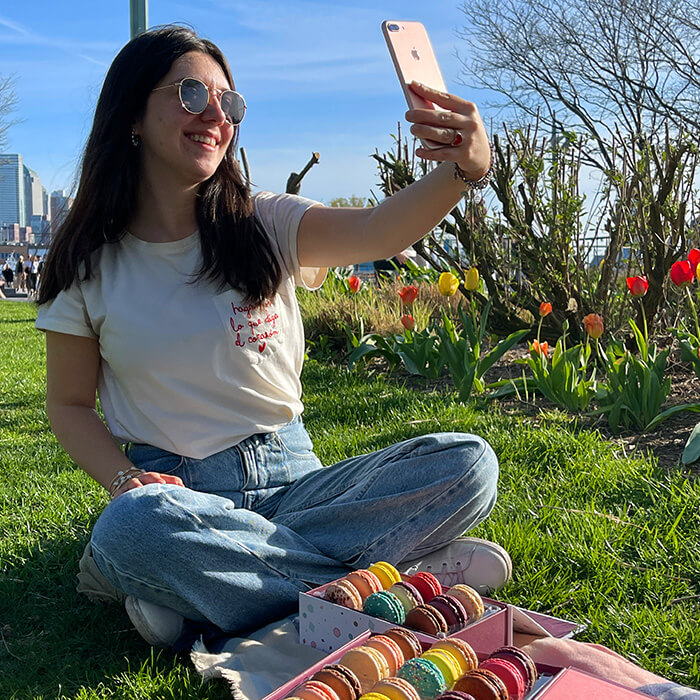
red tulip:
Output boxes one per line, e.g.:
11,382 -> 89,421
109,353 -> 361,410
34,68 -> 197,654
539,302 -> 552,317
348,275 -> 362,293
583,313 -> 604,339
670,260 -> 694,286
689,249 -> 700,269
401,314 -> 415,331
398,285 -> 419,306
626,276 -> 648,297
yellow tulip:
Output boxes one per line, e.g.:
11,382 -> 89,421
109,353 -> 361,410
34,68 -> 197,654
438,271 -> 459,296
465,267 -> 479,291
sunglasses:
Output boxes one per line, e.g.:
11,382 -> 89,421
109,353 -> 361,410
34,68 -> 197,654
152,77 -> 247,125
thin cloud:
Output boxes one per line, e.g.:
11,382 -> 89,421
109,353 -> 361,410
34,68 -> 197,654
0,14 -> 112,66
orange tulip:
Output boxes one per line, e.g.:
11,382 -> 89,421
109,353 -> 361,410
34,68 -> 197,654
539,302 -> 552,317
531,340 -> 549,356
583,313 -> 604,339
401,314 -> 415,331
348,275 -> 362,293
398,285 -> 419,306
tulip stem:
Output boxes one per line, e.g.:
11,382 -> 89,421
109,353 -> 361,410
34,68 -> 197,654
686,287 -> 700,342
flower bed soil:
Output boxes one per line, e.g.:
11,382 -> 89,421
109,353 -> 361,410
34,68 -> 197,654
396,343 -> 700,473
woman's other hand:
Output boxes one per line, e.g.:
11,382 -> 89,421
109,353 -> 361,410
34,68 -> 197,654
405,81 -> 491,182
111,471 -> 185,500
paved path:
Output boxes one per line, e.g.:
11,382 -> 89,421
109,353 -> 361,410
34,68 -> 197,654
1,289 -> 32,302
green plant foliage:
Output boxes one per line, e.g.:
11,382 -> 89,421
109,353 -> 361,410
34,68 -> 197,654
593,320 -> 700,432
436,300 -> 528,401
517,323 -> 597,411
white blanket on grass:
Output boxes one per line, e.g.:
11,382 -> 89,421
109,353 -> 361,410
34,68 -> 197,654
190,617 -> 325,700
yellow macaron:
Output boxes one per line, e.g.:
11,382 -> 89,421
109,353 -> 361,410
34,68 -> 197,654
368,561 -> 402,589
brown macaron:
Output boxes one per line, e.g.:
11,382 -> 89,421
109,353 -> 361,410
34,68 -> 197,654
404,604 -> 448,636
454,669 -> 509,700
382,627 -> 423,660
311,664 -> 362,700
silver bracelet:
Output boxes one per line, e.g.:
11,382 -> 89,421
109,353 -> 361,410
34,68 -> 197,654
108,466 -> 145,499
454,142 -> 494,192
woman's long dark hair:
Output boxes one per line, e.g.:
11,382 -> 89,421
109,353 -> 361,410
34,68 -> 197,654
37,25 -> 280,306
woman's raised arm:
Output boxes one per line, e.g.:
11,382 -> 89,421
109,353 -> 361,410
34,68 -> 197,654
297,82 -> 491,269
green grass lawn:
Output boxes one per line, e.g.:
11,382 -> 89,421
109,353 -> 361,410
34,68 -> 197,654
1,300 -> 698,698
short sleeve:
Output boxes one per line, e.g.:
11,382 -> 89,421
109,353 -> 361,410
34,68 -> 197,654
35,280 -> 97,339
253,191 -> 327,290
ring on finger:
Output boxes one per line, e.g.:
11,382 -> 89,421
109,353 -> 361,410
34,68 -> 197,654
451,130 -> 463,147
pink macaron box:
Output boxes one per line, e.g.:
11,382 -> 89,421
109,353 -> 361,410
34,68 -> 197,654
299,578 -> 510,654
263,628 -> 437,700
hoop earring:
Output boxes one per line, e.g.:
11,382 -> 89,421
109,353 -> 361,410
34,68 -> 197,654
131,129 -> 140,147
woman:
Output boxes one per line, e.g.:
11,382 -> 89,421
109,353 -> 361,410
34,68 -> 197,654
36,25 -> 509,648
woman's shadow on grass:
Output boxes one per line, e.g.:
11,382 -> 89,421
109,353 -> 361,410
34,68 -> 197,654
0,532 -> 230,699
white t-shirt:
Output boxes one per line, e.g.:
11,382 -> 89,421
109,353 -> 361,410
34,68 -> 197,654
36,191 -> 325,459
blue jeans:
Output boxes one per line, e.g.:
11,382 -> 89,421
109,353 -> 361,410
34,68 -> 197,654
90,418 -> 498,635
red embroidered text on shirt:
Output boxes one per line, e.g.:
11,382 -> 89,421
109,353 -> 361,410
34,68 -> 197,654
229,301 -> 279,353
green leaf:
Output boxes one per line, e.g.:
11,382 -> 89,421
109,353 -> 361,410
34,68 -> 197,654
645,403 -> 700,432
682,421 -> 700,465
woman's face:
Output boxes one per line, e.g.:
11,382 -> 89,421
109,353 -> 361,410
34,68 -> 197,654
134,51 -> 236,188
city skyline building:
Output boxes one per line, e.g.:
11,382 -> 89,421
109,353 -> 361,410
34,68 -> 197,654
50,189 -> 72,235
0,154 -> 27,229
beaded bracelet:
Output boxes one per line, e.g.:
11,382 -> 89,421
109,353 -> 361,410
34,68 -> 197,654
454,142 -> 494,192
108,466 -> 145,499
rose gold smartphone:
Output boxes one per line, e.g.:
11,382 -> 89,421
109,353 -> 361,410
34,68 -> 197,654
382,20 -> 448,148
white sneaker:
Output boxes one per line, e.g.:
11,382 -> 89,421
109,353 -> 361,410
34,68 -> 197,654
399,537 -> 513,594
125,595 -> 185,648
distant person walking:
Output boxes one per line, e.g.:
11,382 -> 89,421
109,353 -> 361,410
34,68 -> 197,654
25,256 -> 36,298
29,255 -> 41,299
15,256 -> 26,293
2,262 -> 13,290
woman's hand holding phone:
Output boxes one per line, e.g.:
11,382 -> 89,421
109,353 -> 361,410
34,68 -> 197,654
405,81 -> 492,183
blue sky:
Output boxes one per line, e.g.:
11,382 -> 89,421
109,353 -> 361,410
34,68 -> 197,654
0,1 -> 489,205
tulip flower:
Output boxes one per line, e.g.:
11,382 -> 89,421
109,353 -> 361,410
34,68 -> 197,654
626,275 -> 649,297
539,302 -> 552,317
398,285 -> 419,306
689,248 -> 700,271
348,275 -> 362,293
670,260 -> 694,286
438,271 -> 459,296
401,314 -> 415,331
583,313 -> 604,339
464,267 -> 479,291
530,340 -> 549,356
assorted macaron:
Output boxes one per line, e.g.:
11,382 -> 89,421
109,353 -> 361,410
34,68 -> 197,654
323,562 -> 402,610
285,634 -> 537,700
284,628 -> 420,700
398,573 -> 483,636
322,564 -> 485,638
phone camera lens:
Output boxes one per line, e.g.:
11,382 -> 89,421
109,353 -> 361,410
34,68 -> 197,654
388,23 -> 400,31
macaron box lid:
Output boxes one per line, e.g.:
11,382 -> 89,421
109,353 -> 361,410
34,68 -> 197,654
533,667 -> 657,699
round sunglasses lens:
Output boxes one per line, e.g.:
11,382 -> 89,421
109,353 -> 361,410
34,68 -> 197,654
180,79 -> 208,113
220,91 -> 245,124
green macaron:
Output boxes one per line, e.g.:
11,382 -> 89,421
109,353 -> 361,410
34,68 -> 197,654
397,657 -> 447,700
363,590 -> 406,624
